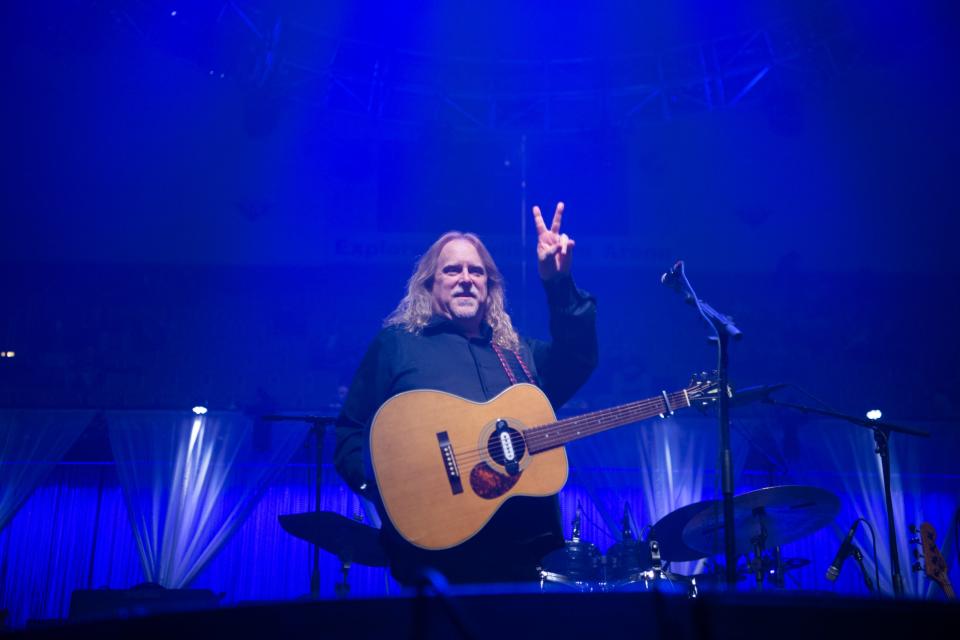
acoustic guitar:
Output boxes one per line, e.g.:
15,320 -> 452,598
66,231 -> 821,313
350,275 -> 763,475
369,375 -> 719,550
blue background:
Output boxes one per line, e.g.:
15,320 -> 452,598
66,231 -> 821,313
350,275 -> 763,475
0,0 -> 958,626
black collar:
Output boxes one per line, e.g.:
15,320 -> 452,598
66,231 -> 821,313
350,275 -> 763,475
424,315 -> 493,342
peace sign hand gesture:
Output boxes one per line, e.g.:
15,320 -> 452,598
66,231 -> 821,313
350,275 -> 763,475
532,202 -> 575,280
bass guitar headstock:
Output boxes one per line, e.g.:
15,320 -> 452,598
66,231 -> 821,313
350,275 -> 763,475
910,522 -> 955,600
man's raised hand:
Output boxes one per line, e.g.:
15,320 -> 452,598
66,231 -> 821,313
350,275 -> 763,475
532,202 -> 575,280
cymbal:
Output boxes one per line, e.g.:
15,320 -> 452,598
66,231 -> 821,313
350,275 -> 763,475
683,485 -> 840,557
649,499 -> 720,561
278,511 -> 388,567
649,485 -> 840,561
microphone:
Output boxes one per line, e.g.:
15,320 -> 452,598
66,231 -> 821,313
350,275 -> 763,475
826,520 -> 860,581
660,260 -> 685,290
622,502 -> 635,541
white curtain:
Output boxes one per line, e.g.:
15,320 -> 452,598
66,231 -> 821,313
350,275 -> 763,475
0,410 -> 91,532
108,411 -> 310,588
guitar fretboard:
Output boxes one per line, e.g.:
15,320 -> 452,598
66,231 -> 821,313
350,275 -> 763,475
525,389 -> 690,454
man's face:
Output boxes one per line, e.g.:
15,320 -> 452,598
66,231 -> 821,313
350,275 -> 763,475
431,238 -> 489,327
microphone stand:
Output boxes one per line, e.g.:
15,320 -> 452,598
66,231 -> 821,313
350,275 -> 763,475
762,398 -> 929,597
851,546 -> 876,594
262,414 -> 337,598
663,262 -> 743,587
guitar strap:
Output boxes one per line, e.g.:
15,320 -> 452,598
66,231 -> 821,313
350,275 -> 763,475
491,342 -> 536,386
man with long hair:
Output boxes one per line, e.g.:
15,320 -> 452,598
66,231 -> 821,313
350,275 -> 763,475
334,203 -> 598,585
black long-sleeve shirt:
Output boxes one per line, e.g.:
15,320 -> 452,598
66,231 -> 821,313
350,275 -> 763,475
334,274 -> 597,583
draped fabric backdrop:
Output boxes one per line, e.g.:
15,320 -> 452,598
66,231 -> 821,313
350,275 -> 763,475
1,412 -> 957,627
107,412 -> 311,588
0,410 -> 91,532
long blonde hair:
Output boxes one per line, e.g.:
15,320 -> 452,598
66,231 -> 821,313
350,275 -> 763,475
384,231 -> 521,350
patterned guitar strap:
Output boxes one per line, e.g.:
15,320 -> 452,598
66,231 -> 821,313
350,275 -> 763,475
491,342 -> 536,386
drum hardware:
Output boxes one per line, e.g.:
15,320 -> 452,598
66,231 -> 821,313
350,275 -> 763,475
278,511 -> 388,596
646,485 -> 838,591
541,504 -> 697,596
649,539 -> 663,576
539,503 -> 604,591
542,486 -> 835,595
745,510 -> 770,588
745,543 -> 797,589
264,414 -> 338,597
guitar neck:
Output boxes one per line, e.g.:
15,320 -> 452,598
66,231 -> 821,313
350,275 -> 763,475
525,388 -> 691,454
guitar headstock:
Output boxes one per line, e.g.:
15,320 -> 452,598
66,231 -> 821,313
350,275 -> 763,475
686,371 -> 724,410
910,522 -> 955,599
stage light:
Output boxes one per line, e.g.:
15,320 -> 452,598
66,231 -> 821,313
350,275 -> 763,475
192,406 -> 208,415
866,409 -> 882,421
0,351 -> 14,358
170,10 -> 177,17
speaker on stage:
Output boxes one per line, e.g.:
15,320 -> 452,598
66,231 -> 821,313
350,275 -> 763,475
68,583 -> 222,621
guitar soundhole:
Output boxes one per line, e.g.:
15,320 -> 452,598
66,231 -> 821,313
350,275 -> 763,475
486,424 -> 526,468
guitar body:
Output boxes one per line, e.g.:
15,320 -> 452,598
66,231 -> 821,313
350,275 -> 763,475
369,383 -> 569,550
367,375 -> 716,551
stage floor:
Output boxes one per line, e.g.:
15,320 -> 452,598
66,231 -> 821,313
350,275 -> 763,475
7,585 -> 958,639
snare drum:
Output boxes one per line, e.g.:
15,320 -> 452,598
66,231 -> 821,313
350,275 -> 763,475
539,540 -> 603,592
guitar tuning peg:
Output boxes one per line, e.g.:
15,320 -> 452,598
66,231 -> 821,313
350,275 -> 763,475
912,561 -> 922,572
908,524 -> 918,534
912,548 -> 922,560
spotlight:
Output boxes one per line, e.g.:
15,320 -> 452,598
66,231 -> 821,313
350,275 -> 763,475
192,406 -> 208,415
866,409 -> 882,421
170,10 -> 177,17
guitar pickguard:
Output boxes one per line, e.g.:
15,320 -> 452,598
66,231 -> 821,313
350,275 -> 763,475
470,462 -> 520,499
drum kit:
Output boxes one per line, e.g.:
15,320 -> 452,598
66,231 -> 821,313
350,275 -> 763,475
277,484 -> 841,597
539,485 -> 841,596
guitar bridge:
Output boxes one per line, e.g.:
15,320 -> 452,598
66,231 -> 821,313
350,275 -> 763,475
436,431 -> 463,495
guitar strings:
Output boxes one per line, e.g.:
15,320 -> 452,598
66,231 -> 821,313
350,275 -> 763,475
451,391 -> 687,465
445,391 -> 689,467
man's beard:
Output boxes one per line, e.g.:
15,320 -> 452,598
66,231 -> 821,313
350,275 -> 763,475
450,297 -> 481,319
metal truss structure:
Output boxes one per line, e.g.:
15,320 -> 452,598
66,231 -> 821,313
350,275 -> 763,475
110,1 -> 871,134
